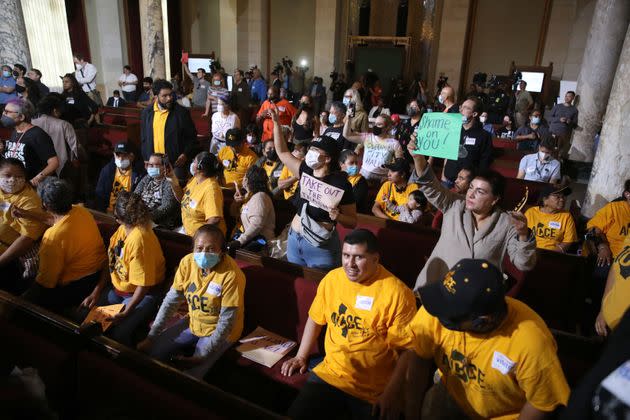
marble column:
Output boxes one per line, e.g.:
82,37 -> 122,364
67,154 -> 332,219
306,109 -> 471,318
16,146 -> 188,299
219,0 -> 238,72
0,0 -> 31,68
582,24 -> 630,217
139,0 -> 166,80
236,0 -> 269,75
568,0 -> 630,162
313,0 -> 339,82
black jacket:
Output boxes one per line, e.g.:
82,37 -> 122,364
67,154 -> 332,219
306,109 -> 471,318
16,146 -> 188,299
106,96 -> 127,107
443,122 -> 494,181
140,102 -> 197,162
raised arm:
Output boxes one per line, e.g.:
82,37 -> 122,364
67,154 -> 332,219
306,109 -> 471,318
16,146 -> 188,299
271,105 -> 302,176
342,111 -> 365,144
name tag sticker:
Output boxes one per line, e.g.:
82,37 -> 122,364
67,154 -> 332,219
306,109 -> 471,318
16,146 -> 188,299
601,361 -> 630,406
355,295 -> 374,311
492,351 -> 515,375
464,137 -> 476,146
238,88 -> 243,92
222,159 -> 231,168
189,199 -> 197,209
0,201 -> 10,212
273,170 -> 282,178
549,221 -> 561,229
526,166 -> 535,173
206,282 -> 222,297
278,106 -> 286,112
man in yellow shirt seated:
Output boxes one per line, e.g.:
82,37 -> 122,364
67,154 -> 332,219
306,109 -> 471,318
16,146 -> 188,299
372,158 -> 418,221
281,229 -> 417,419
525,184 -> 578,252
23,178 -> 107,313
378,258 -> 570,419
94,142 -> 146,213
217,128 -> 258,187
595,235 -> 630,336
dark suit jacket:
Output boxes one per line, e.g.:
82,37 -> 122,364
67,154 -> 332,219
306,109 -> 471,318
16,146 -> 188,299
140,102 -> 197,162
106,96 -> 127,107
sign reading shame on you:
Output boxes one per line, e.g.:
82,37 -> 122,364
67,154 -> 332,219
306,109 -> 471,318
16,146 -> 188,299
300,173 -> 344,212
413,113 -> 462,160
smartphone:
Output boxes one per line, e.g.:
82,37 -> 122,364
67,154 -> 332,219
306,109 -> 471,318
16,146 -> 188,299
349,102 -> 356,118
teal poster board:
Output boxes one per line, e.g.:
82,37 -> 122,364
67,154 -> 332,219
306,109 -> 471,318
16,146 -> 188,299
413,113 -> 462,160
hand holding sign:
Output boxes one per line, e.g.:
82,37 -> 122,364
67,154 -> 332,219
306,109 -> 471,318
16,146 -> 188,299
413,113 -> 462,160
300,173 -> 344,212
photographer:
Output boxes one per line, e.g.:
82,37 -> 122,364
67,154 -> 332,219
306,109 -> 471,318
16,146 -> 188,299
307,76 -> 326,115
329,71 -> 348,102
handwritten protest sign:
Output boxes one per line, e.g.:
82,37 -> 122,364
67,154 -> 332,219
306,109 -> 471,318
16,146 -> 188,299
413,113 -> 462,160
81,304 -> 124,332
236,326 -> 297,368
300,173 -> 344,212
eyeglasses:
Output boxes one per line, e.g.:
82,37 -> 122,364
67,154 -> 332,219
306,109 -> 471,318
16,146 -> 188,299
3,109 -> 18,115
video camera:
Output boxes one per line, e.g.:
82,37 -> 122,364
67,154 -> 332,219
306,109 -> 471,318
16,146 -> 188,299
436,74 -> 448,92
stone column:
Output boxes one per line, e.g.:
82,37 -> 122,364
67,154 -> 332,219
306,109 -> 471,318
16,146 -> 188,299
139,0 -> 166,79
219,0 -> 238,72
313,0 -> 339,82
582,24 -> 630,217
0,0 -> 31,68
568,0 -> 630,162
236,0 -> 269,75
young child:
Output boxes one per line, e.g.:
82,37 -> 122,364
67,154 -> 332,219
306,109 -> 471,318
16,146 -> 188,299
384,190 -> 427,224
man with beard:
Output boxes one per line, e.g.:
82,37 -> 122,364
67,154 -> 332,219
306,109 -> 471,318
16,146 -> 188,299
140,79 -> 197,180
256,86 -> 296,142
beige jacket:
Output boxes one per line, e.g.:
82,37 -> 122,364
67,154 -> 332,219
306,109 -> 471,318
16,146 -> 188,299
238,192 -> 276,245
414,167 -> 536,290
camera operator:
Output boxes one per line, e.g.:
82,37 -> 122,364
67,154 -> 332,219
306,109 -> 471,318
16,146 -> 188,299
513,80 -> 533,128
486,82 -> 509,124
308,76 -> 326,116
329,71 -> 348,102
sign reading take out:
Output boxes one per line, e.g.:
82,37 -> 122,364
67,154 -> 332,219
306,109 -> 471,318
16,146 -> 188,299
413,113 -> 462,160
300,173 -> 344,212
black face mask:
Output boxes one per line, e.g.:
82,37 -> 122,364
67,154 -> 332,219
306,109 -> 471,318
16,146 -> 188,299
407,106 -> 419,117
227,140 -> 242,149
15,85 -> 26,93
372,126 -> 383,136
266,150 -> 278,161
12,70 -> 19,77
268,95 -> 278,103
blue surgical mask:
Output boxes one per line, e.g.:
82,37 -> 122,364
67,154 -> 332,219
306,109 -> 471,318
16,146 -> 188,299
147,167 -> 161,177
462,115 -> 470,124
342,97 -> 351,107
2,70 -> 10,78
531,117 -> 541,125
328,113 -> 337,124
346,165 -> 358,176
194,252 -> 221,270
438,95 -> 445,105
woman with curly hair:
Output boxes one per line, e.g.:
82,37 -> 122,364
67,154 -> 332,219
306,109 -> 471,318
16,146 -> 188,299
228,165 -> 276,252
81,191 -> 166,346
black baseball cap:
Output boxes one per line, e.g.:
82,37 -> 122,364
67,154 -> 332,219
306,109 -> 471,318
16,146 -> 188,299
540,183 -> 572,199
418,259 -> 505,320
226,128 -> 243,144
114,142 -> 132,154
310,135 -> 341,156
383,158 -> 410,174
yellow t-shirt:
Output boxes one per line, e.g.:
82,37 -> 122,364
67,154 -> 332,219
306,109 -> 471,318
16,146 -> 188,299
152,101 -> 169,154
0,186 -> 47,253
348,174 -> 363,187
602,235 -> 630,330
392,298 -> 570,419
172,253 -> 245,340
375,181 -> 419,221
37,205 -> 107,288
278,165 -> 298,200
180,177 -> 226,236
108,224 -> 166,293
587,200 -> 630,257
525,207 -> 578,251
309,265 -> 417,403
108,168 -> 132,213
218,146 -> 258,186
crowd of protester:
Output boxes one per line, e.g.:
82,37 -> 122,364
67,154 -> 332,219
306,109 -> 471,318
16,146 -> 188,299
0,52 -> 629,419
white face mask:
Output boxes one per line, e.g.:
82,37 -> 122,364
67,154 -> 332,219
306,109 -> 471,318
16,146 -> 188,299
438,95 -> 445,104
217,104 -> 225,112
190,162 -> 196,176
305,149 -> 323,169
538,151 -> 551,162
75,63 -> 82,70
115,158 -> 131,170
0,176 -> 25,194
246,135 -> 254,144
479,116 -> 487,123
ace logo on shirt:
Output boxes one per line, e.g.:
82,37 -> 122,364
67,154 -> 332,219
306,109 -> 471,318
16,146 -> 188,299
330,303 -> 370,339
535,222 -> 557,239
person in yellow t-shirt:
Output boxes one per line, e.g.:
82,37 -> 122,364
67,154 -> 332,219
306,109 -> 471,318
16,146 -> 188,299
595,235 -> 630,336
95,142 -> 145,213
218,128 -> 258,187
274,143 -> 306,200
340,150 -> 369,213
81,192 -> 165,346
137,224 -> 245,379
0,158 -> 47,293
281,229 -> 417,418
373,158 -> 418,221
22,179 -> 107,313
525,184 -> 578,252
179,151 -> 226,236
586,180 -> 630,262
378,259 -> 570,420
